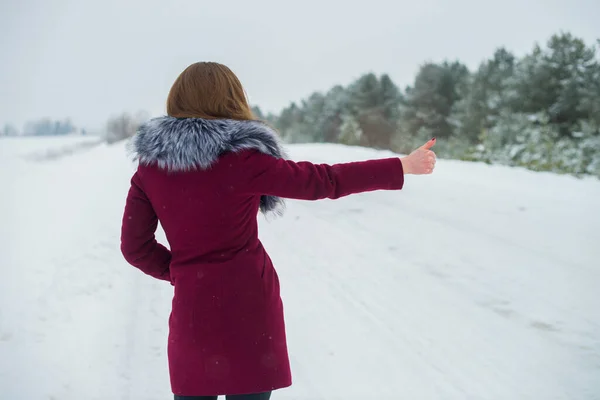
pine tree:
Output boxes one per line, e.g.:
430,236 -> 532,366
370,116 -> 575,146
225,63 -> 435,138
511,33 -> 597,135
262,31 -> 599,177
338,113 -> 363,146
320,85 -> 350,142
348,73 -> 400,148
2,124 -> 18,136
251,106 -> 265,120
402,61 -> 469,140
453,48 -> 516,142
349,73 -> 381,111
275,103 -> 302,138
579,40 -> 600,131
380,74 -> 402,124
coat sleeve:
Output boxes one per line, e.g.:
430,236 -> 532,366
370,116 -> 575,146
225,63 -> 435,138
120,172 -> 172,283
237,150 -> 405,200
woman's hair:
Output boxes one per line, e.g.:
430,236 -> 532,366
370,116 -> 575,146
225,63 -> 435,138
166,62 -> 255,120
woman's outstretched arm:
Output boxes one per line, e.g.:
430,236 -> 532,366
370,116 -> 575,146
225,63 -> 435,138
237,138 -> 436,200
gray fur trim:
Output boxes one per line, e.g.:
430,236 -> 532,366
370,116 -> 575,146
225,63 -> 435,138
129,116 -> 287,216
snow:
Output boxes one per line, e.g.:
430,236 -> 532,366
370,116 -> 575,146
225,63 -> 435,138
0,135 -> 102,159
1,139 -> 599,400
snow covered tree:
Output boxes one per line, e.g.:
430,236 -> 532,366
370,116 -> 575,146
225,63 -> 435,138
320,85 -> 350,143
22,118 -> 76,136
511,33 -> 597,135
401,61 -> 470,141
251,105 -> 265,120
379,73 -> 403,127
275,102 -> 300,133
2,123 -> 19,136
263,31 -> 599,177
348,73 -> 400,148
301,92 -> 328,142
452,48 -> 516,142
338,113 -> 363,146
579,41 -> 600,130
105,111 -> 148,144
349,73 -> 381,111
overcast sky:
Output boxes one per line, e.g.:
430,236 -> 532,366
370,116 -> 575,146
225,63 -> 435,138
1,0 -> 598,130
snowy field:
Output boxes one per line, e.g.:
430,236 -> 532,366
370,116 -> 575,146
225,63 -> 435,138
0,136 -> 599,400
0,135 -> 102,167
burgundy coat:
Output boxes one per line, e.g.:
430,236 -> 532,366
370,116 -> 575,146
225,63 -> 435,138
120,117 -> 405,396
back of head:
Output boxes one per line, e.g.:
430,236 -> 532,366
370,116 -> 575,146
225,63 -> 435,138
167,62 -> 255,120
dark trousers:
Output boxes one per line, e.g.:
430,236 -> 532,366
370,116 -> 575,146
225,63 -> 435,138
174,392 -> 271,400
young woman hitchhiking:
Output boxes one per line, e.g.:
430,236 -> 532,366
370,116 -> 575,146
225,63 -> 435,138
120,62 -> 436,400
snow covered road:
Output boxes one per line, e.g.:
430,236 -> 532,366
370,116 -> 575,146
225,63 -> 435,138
1,138 -> 599,399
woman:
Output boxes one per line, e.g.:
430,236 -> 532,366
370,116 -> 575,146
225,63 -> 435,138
120,62 -> 436,400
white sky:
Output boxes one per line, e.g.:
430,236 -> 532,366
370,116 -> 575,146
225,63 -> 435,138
1,0 -> 598,131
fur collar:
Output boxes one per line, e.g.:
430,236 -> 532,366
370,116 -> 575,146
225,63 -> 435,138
130,116 -> 287,216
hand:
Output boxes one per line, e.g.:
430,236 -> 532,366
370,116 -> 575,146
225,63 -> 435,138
401,138 -> 437,175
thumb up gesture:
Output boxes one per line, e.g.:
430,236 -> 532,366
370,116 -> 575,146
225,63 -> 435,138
401,138 -> 437,175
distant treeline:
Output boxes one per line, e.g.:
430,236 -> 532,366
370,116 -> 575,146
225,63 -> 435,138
1,118 -> 87,137
257,32 -> 600,178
